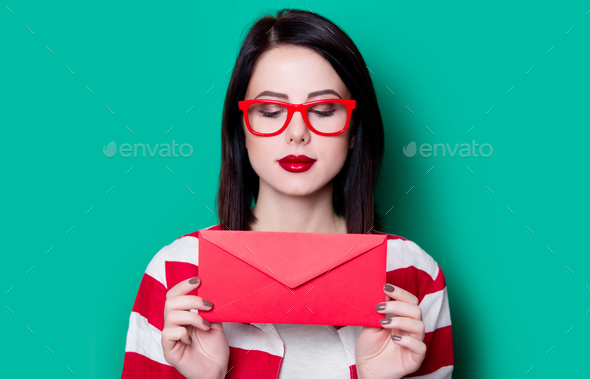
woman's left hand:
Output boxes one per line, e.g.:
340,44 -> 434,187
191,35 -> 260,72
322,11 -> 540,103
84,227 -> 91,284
355,283 -> 427,379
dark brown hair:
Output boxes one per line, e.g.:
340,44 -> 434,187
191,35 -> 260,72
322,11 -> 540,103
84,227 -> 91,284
216,8 -> 385,234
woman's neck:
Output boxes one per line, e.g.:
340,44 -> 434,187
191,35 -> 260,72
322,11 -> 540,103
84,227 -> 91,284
249,179 -> 347,234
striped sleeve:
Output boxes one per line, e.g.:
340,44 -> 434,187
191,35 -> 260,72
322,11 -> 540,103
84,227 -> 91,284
384,237 -> 454,378
411,264 -> 454,378
121,236 -> 200,378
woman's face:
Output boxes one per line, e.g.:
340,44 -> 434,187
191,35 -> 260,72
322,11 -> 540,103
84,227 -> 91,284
242,44 -> 355,197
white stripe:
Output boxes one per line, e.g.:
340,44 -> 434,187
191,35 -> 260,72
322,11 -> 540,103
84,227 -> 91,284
386,239 -> 439,281
145,235 -> 200,289
407,365 -> 453,378
420,287 -> 452,333
144,224 -> 217,290
125,312 -> 170,366
223,322 -> 284,357
336,325 -> 363,367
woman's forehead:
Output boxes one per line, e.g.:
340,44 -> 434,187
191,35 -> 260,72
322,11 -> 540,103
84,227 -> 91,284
246,45 -> 350,101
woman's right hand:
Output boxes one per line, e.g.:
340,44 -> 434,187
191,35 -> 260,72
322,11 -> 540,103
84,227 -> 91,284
162,277 -> 230,379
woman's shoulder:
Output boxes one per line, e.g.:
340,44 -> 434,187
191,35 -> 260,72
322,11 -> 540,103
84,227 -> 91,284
372,229 -> 446,299
143,223 -> 221,288
373,230 -> 440,276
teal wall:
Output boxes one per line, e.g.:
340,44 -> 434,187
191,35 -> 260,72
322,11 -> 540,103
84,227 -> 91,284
2,1 -> 589,377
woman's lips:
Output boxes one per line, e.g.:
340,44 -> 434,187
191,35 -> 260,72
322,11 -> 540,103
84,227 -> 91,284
278,155 -> 317,173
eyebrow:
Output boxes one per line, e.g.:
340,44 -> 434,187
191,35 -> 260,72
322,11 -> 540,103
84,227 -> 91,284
253,89 -> 343,100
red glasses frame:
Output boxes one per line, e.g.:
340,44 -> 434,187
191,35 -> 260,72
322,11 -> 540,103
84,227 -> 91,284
238,98 -> 356,137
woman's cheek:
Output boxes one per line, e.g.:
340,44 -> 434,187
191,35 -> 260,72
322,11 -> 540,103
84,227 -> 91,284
249,143 -> 276,179
326,144 -> 349,173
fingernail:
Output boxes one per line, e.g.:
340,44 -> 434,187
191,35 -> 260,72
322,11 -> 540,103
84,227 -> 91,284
384,284 -> 395,292
189,335 -> 193,343
202,299 -> 213,308
386,314 -> 397,318
203,319 -> 211,328
375,302 -> 386,311
189,277 -> 200,284
380,318 -> 392,325
391,335 -> 402,341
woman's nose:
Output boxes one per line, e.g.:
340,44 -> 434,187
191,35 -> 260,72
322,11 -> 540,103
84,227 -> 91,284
285,111 -> 309,136
284,111 -> 309,142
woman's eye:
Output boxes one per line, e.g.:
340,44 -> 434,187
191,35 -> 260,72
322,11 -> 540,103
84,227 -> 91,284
310,108 -> 337,118
258,110 -> 282,118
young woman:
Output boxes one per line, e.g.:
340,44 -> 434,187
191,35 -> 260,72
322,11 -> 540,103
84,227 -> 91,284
122,9 -> 454,379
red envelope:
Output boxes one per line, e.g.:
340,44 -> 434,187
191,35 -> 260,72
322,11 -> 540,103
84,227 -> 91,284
196,229 -> 388,327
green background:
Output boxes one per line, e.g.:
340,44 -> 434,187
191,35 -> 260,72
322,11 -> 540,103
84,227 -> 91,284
2,1 -> 589,377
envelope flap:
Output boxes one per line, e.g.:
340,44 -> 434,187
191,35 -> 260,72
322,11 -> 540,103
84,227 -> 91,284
199,230 -> 387,289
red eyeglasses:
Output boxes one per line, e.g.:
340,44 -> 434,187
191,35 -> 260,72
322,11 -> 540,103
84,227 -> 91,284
238,98 -> 356,137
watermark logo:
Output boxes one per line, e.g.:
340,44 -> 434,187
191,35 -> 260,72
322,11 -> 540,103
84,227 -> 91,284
103,141 -> 193,158
103,142 -> 117,157
403,141 -> 493,158
403,141 -> 417,157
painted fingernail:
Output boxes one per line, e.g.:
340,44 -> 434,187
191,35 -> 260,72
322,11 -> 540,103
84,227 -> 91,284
391,335 -> 402,341
189,277 -> 200,284
189,335 -> 193,343
386,314 -> 397,318
203,319 -> 211,328
202,299 -> 213,308
380,318 -> 392,325
375,302 -> 386,311
384,284 -> 395,292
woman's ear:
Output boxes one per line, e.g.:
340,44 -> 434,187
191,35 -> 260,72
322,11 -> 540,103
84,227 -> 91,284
349,135 -> 355,149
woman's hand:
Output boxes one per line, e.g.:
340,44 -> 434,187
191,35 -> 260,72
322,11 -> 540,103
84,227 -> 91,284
355,283 -> 427,379
162,277 -> 230,379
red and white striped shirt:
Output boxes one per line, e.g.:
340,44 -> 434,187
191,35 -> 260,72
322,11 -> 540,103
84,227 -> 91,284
121,224 -> 454,378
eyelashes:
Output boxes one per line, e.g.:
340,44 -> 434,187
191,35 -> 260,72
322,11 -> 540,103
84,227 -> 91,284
310,109 -> 337,118
259,110 -> 283,118
258,109 -> 338,119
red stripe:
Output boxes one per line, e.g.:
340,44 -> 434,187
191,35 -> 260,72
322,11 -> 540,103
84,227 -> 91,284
131,273 -> 167,331
121,330 -> 453,378
428,265 -> 447,296
131,261 -> 203,333
406,325 -> 454,377
121,351 -> 186,378
165,261 -> 199,296
386,264 -> 446,303
225,346 -> 283,379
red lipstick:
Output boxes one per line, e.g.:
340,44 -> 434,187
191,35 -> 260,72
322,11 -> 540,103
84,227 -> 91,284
278,155 -> 317,173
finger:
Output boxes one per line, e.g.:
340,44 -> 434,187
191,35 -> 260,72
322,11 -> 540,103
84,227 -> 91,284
383,283 -> 419,305
375,300 -> 422,321
162,326 -> 193,353
390,334 -> 427,360
379,316 -> 425,338
165,294 -> 213,315
165,309 -> 212,331
166,277 -> 201,299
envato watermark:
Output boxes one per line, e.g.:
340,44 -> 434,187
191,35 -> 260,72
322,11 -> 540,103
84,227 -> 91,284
103,141 -> 193,158
403,141 -> 493,158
